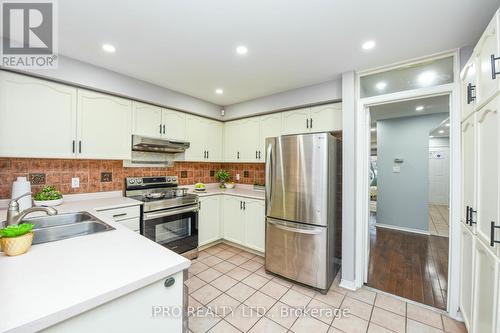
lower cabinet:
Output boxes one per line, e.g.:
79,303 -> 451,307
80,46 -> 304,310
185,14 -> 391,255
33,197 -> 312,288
472,240 -> 499,333
222,195 -> 265,252
198,196 -> 222,246
460,223 -> 475,330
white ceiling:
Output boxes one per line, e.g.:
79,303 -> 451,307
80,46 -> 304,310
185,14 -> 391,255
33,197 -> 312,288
55,0 -> 500,105
370,95 -> 449,123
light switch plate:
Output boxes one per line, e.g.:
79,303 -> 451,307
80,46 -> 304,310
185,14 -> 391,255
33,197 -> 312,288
71,177 -> 80,188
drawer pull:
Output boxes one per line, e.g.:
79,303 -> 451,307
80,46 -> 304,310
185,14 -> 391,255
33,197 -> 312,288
164,277 -> 175,287
112,213 -> 127,218
466,83 -> 476,104
490,221 -> 500,247
491,54 -> 500,80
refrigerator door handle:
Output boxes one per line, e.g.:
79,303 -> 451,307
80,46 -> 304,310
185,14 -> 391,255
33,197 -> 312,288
267,219 -> 323,235
265,142 -> 273,205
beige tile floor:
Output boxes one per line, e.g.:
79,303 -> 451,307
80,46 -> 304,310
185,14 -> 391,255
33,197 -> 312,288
187,243 -> 466,333
429,204 -> 449,237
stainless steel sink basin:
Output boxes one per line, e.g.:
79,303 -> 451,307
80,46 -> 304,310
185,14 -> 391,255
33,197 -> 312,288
24,212 -> 115,245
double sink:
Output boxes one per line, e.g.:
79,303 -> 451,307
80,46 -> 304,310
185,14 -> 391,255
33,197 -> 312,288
25,212 -> 115,245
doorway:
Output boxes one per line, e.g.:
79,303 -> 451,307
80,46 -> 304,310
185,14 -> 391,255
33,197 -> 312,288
366,96 -> 450,310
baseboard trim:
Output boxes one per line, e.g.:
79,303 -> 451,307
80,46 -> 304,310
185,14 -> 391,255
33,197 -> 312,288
375,223 -> 430,235
339,279 -> 357,291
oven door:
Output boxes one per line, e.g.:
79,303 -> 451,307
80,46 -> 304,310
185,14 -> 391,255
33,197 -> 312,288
142,204 -> 198,255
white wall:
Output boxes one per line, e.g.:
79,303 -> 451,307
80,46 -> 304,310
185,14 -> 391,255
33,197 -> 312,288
0,53 -> 222,120
223,78 -> 342,120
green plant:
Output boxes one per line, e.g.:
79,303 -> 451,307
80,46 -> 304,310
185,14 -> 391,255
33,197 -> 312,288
34,186 -> 62,201
214,169 -> 230,183
0,223 -> 34,238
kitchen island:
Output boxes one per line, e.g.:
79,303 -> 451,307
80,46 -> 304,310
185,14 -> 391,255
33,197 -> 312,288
0,193 -> 190,333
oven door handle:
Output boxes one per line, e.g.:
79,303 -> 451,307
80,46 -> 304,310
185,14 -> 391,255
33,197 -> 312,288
144,205 -> 198,220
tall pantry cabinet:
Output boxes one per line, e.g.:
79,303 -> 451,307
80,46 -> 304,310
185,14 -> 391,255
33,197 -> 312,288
459,9 -> 500,333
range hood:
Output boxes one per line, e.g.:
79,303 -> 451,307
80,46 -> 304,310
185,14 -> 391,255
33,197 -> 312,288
131,135 -> 190,153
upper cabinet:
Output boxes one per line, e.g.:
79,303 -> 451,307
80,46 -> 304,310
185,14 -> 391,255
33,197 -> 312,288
77,89 -> 132,160
461,59 -> 478,120
0,71 -> 77,158
281,103 -> 342,135
259,113 -> 282,156
475,13 -> 500,106
132,102 -> 186,141
185,115 -> 222,162
224,117 -> 260,162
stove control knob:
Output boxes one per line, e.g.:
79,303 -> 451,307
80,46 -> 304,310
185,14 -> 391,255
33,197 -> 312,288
166,177 -> 172,182
129,179 -> 136,184
136,179 -> 143,184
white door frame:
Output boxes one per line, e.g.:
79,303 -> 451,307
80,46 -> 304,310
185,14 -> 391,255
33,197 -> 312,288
354,50 -> 461,318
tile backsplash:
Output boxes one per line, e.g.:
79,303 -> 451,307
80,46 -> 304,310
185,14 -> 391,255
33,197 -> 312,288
0,158 -> 265,199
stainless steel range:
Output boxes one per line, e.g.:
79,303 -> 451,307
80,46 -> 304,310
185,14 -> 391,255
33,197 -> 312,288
125,176 -> 199,259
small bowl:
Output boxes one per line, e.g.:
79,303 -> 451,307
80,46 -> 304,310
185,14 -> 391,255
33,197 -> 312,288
194,188 -> 206,192
33,198 -> 63,207
225,183 -> 235,189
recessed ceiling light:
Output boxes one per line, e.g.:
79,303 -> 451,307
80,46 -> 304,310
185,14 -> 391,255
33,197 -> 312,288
102,44 -> 116,53
415,106 -> 424,111
375,81 -> 387,90
236,46 -> 248,55
215,88 -> 224,95
362,40 -> 376,50
429,135 -> 435,138
371,128 -> 376,132
439,130 -> 445,134
418,71 -> 436,85
445,123 -> 450,127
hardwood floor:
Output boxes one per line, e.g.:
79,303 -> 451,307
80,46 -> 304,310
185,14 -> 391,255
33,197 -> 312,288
367,214 -> 449,310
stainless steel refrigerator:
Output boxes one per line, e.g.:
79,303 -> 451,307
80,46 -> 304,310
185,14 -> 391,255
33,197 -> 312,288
265,132 -> 341,292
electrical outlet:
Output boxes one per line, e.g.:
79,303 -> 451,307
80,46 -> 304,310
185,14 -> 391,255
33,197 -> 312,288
71,177 -> 80,188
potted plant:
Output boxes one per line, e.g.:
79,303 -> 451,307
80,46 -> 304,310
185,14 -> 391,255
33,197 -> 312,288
34,185 -> 63,207
0,223 -> 35,256
214,169 -> 231,189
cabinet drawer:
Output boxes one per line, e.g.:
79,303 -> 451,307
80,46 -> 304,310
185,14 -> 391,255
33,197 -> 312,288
97,205 -> 140,222
118,217 -> 140,232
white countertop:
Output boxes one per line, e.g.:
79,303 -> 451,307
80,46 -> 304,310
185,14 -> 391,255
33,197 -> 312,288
0,192 -> 191,333
184,183 -> 265,200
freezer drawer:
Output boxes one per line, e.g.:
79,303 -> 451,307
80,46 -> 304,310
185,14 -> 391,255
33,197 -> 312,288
265,218 -> 328,289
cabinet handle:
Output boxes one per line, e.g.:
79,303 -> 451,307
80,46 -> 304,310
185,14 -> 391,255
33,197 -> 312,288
237,151 -> 240,159
490,221 -> 500,247
258,151 -> 261,159
159,124 -> 162,134
310,118 -> 313,128
470,208 -> 477,225
164,277 -> 175,288
243,201 -> 246,210
306,118 -> 309,129
112,213 -> 127,218
207,151 -> 209,159
163,124 -> 166,134
466,206 -> 470,224
72,140 -> 75,153
199,201 -> 202,210
256,151 -> 258,159
78,141 -> 82,153
466,83 -> 476,104
491,54 -> 500,80
240,201 -> 243,210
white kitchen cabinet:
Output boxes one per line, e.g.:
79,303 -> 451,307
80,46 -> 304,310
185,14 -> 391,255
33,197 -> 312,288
462,116 -> 477,231
162,108 -> 186,141
223,118 -> 260,162
132,102 -> 163,138
244,199 -> 265,252
475,11 -> 500,106
475,97 -> 499,251
461,58 -> 478,120
0,71 -> 77,158
222,196 -> 244,245
198,196 -> 222,246
96,205 -> 141,232
460,224 -> 475,330
42,271 -> 185,333
77,89 -> 132,160
281,107 -> 311,135
309,103 -> 342,132
259,113 -> 282,161
472,240 -> 499,333
185,115 -> 222,162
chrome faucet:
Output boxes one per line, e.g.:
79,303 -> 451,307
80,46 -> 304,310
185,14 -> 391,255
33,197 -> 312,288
5,192 -> 58,226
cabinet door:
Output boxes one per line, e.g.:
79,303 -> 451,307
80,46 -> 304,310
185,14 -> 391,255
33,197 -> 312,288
462,116 -> 477,232
460,224 -> 475,330
185,115 -> 207,161
205,120 -> 223,162
223,121 -> 240,162
132,102 -> 162,138
309,103 -> 342,132
198,196 -> 221,246
162,108 -> 186,141
259,113 -> 282,162
0,71 -> 77,158
222,196 -> 244,245
236,117 -> 260,162
77,89 -> 132,160
281,108 -> 309,135
475,98 -> 499,249
244,199 -> 265,252
472,240 -> 499,333
476,14 -> 500,106
461,59 -> 478,120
